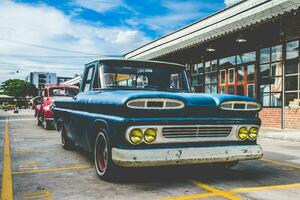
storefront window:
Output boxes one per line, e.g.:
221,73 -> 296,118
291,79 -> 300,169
259,44 -> 283,107
204,60 -> 218,93
285,40 -> 300,106
191,63 -> 204,92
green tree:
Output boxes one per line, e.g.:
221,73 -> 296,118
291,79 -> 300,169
0,79 -> 38,97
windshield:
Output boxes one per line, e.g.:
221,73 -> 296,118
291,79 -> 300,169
97,65 -> 190,92
49,87 -> 78,97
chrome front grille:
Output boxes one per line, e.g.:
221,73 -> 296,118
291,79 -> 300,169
162,126 -> 232,138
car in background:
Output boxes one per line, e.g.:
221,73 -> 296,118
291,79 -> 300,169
35,85 -> 79,130
53,58 -> 263,180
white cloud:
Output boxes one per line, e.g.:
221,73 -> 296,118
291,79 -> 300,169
0,1 -> 150,82
73,0 -> 123,13
224,0 -> 242,7
126,0 -> 217,35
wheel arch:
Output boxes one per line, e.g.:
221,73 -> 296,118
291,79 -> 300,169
88,120 -> 110,152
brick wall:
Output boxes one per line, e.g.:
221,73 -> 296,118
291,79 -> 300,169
285,108 -> 300,129
259,107 -> 300,129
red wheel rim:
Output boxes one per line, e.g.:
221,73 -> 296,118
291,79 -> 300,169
96,135 -> 108,173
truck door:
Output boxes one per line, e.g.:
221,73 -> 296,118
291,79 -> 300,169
69,64 -> 96,147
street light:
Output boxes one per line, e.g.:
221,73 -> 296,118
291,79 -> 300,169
206,45 -> 216,52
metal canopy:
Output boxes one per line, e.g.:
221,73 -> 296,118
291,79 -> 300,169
124,0 -> 300,60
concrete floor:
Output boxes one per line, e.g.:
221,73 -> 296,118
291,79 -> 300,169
1,110 -> 300,200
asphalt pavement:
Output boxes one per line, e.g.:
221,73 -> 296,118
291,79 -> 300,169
1,110 -> 300,200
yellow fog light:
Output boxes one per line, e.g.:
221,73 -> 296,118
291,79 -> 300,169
144,128 -> 157,143
129,129 -> 143,144
248,127 -> 259,140
238,127 -> 248,140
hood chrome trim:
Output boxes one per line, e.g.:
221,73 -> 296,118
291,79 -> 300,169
220,101 -> 261,111
127,98 -> 184,109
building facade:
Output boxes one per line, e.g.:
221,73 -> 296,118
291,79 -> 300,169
125,0 -> 300,129
26,72 -> 57,93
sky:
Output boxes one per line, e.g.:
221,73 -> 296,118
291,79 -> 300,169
0,0 -> 241,83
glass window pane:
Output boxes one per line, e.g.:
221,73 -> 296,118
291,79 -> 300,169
261,93 -> 270,106
247,84 -> 255,98
270,93 -> 282,106
205,74 -> 211,84
285,59 -> 298,74
271,45 -> 282,62
211,84 -> 217,93
271,62 -> 282,76
220,86 -> 226,94
228,86 -> 234,94
285,92 -> 298,106
197,75 -> 204,85
228,68 -> 235,83
237,51 -> 256,64
205,61 -> 211,73
211,60 -> 217,72
237,85 -> 244,96
219,56 -> 235,66
220,70 -> 226,84
247,65 -> 255,82
260,48 -> 270,63
270,77 -> 282,92
197,63 -> 204,74
260,64 -> 270,77
237,66 -> 244,83
260,84 -> 269,93
192,64 -> 197,74
205,85 -> 211,93
286,40 -> 299,60
211,73 -> 217,84
192,76 -> 197,86
285,75 -> 298,91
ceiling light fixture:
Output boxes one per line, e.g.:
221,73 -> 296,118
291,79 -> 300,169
206,45 -> 216,52
235,35 -> 247,43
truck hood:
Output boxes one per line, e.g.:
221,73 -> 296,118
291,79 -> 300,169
88,90 -> 259,108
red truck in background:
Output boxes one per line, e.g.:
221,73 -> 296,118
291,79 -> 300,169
35,85 -> 79,130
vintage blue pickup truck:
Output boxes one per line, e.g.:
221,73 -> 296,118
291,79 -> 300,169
52,58 -> 263,180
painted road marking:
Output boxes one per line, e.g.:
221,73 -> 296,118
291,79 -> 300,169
164,182 -> 300,200
24,191 -> 53,200
12,165 -> 95,175
15,147 -> 61,154
0,118 -> 35,122
261,158 -> 300,169
17,161 -> 38,171
1,119 -> 13,200
190,180 -> 241,200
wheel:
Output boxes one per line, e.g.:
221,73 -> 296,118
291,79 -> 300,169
94,130 -> 120,181
43,118 -> 52,130
60,125 -> 75,150
37,115 -> 42,126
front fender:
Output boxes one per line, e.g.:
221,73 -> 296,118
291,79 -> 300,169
43,105 -> 53,119
35,104 -> 42,117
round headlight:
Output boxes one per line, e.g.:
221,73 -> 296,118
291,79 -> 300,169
238,127 -> 248,140
129,129 -> 143,144
144,128 -> 157,143
248,127 -> 259,140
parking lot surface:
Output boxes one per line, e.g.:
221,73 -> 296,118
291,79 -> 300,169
1,110 -> 300,200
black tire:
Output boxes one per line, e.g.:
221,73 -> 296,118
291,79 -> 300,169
43,118 -> 52,130
60,125 -> 75,150
94,130 -> 120,181
37,116 -> 42,126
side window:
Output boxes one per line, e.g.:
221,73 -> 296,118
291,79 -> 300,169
92,66 -> 101,90
82,66 -> 95,92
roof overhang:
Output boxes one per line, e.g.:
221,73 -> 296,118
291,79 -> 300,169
124,0 -> 300,60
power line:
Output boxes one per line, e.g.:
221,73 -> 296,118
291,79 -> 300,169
0,38 -> 122,57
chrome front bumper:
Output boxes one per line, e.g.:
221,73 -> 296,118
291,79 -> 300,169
112,145 -> 263,167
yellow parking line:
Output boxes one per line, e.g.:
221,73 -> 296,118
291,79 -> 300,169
261,158 -> 300,169
12,165 -> 95,175
229,183 -> 300,193
164,182 -> 300,200
1,119 -> 13,200
190,180 -> 241,200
